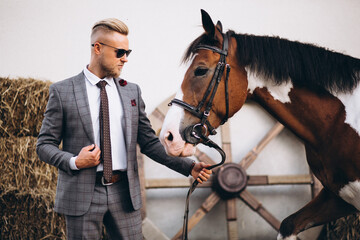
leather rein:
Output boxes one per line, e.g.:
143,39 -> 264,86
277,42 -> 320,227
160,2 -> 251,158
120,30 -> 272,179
169,31 -> 232,239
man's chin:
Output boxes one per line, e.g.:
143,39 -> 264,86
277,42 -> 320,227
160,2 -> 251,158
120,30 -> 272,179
102,67 -> 121,79
109,71 -> 120,78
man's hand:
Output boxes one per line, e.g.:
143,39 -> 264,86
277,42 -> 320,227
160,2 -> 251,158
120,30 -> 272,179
191,162 -> 212,184
75,144 -> 101,169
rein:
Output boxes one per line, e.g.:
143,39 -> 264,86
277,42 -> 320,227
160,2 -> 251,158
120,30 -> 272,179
182,135 -> 226,240
169,31 -> 231,239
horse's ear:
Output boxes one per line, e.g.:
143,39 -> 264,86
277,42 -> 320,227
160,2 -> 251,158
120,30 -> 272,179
201,9 -> 215,38
216,21 -> 223,33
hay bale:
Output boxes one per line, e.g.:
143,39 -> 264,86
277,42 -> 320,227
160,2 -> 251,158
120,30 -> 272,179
317,213 -> 360,240
0,136 -> 57,199
0,77 -> 51,137
0,191 -> 65,240
0,77 -> 65,239
0,78 -> 108,239
0,135 -> 64,239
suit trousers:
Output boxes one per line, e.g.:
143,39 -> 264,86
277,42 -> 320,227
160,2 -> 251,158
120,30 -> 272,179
65,176 -> 143,240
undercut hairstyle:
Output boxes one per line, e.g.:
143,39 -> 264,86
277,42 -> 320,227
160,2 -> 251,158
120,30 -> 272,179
92,18 -> 129,37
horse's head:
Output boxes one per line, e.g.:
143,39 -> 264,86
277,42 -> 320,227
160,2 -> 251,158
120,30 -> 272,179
160,10 -> 248,157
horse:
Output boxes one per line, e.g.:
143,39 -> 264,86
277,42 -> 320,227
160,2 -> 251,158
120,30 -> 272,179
159,9 -> 360,240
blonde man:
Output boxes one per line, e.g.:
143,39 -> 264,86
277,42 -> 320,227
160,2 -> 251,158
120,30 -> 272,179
37,18 -> 211,239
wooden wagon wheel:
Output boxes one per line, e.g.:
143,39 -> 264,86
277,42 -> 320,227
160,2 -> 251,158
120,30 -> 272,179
139,95 -> 322,240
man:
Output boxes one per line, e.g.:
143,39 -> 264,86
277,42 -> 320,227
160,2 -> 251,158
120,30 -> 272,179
36,18 -> 212,240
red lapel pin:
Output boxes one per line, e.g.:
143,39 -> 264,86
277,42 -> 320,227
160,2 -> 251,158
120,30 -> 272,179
119,79 -> 127,86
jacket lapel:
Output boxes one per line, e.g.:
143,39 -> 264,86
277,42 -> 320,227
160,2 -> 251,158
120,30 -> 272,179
114,78 -> 132,151
73,72 -> 95,143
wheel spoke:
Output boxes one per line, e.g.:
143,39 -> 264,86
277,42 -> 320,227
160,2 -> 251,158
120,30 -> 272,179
247,174 -> 312,185
239,122 -> 284,170
239,190 -> 281,230
226,198 -> 238,240
172,192 -> 221,240
194,148 -> 217,165
221,122 -> 233,163
145,178 -> 212,188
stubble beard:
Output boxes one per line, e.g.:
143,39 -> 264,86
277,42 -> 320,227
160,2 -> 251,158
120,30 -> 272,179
99,59 -> 121,79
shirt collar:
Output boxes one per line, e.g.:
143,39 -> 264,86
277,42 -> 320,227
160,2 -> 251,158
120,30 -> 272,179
83,66 -> 115,87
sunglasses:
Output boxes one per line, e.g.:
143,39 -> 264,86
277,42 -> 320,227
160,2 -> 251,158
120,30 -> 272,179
92,42 -> 132,58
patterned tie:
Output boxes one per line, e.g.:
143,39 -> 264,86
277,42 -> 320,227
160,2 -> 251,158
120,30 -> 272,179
96,80 -> 112,182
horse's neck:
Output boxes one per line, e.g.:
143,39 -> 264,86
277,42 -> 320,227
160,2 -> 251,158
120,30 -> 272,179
246,70 -> 293,104
246,70 -> 360,147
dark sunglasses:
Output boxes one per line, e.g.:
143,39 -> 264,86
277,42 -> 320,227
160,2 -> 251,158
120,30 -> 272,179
91,42 -> 132,58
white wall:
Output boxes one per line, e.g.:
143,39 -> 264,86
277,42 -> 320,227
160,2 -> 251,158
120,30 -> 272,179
1,0 -> 360,239
1,0 -> 360,113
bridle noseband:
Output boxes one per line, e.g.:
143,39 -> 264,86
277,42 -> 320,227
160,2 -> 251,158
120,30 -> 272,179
168,31 -> 232,240
169,31 -> 232,145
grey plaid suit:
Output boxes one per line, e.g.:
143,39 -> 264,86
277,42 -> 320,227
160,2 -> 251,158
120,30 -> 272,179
36,71 -> 193,217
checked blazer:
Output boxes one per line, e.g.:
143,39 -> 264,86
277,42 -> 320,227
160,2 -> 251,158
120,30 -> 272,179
36,72 -> 194,216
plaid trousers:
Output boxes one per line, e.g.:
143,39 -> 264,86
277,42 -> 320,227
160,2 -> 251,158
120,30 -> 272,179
65,177 -> 143,240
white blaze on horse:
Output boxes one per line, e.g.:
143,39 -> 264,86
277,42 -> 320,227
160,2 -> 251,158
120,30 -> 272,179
160,9 -> 360,240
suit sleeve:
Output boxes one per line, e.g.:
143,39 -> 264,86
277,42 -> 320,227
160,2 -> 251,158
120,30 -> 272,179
36,84 -> 75,175
135,85 -> 194,176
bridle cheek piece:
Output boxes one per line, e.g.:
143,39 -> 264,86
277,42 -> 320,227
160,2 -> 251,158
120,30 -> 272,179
168,31 -> 232,240
169,32 -> 232,146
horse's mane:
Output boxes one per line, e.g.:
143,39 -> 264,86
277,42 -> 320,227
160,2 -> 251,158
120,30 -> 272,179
183,30 -> 360,93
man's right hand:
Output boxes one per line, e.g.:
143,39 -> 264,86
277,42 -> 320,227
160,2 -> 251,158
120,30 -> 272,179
75,144 -> 101,169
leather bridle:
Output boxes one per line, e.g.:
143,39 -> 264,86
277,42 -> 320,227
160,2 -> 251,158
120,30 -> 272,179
169,31 -> 232,146
169,31 -> 232,240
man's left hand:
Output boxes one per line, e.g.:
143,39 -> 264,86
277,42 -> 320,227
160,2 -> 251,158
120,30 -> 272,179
191,162 -> 212,184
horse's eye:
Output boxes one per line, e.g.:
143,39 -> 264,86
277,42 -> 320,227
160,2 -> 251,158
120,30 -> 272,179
194,67 -> 208,77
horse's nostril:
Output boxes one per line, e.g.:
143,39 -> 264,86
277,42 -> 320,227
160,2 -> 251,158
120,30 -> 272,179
167,132 -> 174,141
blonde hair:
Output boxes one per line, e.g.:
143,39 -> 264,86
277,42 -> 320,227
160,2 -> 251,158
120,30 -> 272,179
91,18 -> 129,37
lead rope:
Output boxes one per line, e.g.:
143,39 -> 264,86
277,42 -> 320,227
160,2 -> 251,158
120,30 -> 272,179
182,135 -> 226,240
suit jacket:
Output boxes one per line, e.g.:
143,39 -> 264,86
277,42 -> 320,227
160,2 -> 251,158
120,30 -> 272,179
36,72 -> 193,216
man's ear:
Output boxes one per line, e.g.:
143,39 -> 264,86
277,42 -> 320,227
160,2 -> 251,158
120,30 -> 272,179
92,42 -> 102,55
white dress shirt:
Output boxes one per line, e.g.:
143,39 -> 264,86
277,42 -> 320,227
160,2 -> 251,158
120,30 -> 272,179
69,66 -> 127,171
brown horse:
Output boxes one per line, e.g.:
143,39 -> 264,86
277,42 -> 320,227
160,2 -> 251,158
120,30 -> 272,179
160,10 -> 360,239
